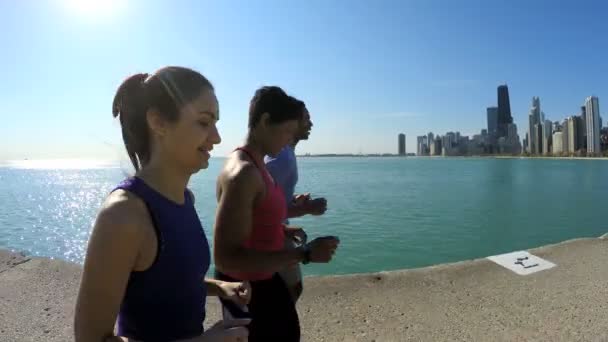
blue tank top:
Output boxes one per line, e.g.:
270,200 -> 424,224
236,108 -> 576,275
113,177 -> 210,341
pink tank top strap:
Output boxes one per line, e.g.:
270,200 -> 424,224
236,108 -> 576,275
235,146 -> 274,186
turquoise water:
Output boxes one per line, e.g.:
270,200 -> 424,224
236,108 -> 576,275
1,157 -> 607,276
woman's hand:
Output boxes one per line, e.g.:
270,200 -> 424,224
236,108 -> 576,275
218,281 -> 252,307
285,226 -> 307,245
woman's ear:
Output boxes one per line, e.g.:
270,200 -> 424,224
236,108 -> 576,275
260,112 -> 271,129
146,108 -> 167,138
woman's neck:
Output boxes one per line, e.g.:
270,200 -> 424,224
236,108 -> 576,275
137,157 -> 190,205
243,133 -> 267,161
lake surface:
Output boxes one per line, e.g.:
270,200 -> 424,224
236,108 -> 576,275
1,157 -> 606,276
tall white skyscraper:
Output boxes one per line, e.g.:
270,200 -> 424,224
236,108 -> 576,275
417,136 -> 427,156
566,116 -> 578,153
585,96 -> 601,154
553,131 -> 563,155
562,119 -> 570,155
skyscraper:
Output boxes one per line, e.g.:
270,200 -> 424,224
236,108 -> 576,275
580,105 -> 587,150
567,116 -> 578,153
506,123 -> 522,154
585,96 -> 601,154
417,136 -> 428,156
576,115 -> 586,152
553,131 -> 563,155
398,133 -> 406,156
528,97 -> 542,155
508,123 -> 518,140
430,137 -> 442,156
542,120 -> 552,155
497,85 -> 513,138
562,119 -> 570,155
445,132 -> 456,150
422,136 -> 428,155
528,115 -> 534,153
534,123 -> 543,154
553,121 -> 562,131
487,107 -> 498,137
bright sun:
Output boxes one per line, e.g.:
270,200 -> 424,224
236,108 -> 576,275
62,0 -> 125,19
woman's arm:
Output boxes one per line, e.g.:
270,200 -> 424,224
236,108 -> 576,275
74,193 -> 147,342
205,278 -> 224,297
205,278 -> 251,306
214,165 -> 305,273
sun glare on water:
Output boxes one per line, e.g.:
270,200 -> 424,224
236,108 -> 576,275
1,159 -> 120,170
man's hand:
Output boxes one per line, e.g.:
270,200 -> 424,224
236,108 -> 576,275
304,197 -> 327,216
293,193 -> 311,207
292,194 -> 327,216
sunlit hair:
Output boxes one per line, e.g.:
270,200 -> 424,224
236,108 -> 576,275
112,67 -> 213,171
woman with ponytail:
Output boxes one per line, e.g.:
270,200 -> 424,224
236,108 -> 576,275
75,67 -> 250,342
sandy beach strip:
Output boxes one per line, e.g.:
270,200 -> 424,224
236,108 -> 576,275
1,234 -> 607,341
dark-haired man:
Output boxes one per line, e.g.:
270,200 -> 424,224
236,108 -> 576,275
265,100 -> 328,302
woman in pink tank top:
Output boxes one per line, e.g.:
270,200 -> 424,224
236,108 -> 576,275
213,86 -> 340,342
224,145 -> 287,281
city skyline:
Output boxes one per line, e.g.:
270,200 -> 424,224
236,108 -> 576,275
416,84 -> 604,157
416,84 -> 524,157
521,95 -> 605,157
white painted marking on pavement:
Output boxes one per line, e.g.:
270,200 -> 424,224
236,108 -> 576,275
487,251 -> 556,275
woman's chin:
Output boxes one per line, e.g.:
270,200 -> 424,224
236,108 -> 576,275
185,159 -> 209,174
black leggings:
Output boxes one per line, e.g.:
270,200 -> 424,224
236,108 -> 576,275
216,271 -> 300,342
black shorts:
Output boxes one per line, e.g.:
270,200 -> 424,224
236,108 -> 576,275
216,271 -> 300,342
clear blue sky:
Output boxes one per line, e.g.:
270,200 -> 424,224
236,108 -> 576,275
1,0 -> 606,160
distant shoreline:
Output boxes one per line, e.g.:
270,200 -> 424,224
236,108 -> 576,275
493,156 -> 608,160
2,155 -> 607,167
297,154 -> 608,160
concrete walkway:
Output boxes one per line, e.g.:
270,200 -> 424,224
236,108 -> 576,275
1,235 -> 607,341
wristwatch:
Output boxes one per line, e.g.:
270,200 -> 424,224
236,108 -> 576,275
301,244 -> 311,264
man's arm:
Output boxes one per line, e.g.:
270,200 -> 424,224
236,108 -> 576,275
287,194 -> 309,218
266,148 -> 327,218
289,194 -> 328,218
287,206 -> 306,218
